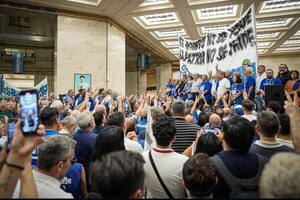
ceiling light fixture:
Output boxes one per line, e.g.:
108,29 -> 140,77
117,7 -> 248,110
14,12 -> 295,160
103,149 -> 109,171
200,24 -> 230,33
154,28 -> 186,38
256,18 -> 293,29
140,0 -> 169,6
257,32 -> 281,39
276,46 -> 300,51
196,5 -> 238,20
283,39 -> 300,45
139,12 -> 179,25
260,0 -> 300,13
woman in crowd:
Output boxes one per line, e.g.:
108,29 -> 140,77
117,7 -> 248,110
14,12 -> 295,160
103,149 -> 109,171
285,70 -> 299,100
229,73 -> 244,106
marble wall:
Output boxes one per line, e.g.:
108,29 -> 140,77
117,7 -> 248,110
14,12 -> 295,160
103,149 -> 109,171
56,15 -> 125,95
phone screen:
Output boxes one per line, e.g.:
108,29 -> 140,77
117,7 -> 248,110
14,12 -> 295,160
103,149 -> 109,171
7,119 -> 18,150
20,91 -> 39,134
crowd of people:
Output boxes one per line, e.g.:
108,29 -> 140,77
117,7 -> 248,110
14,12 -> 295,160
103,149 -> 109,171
0,61 -> 299,199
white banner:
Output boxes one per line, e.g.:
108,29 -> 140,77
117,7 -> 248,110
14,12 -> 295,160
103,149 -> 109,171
0,77 -> 48,98
179,4 -> 257,78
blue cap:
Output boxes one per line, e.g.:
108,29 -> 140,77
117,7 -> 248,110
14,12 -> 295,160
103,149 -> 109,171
234,105 -> 244,116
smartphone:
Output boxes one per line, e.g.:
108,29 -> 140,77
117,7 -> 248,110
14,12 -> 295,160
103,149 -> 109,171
7,118 -> 18,150
19,89 -> 39,135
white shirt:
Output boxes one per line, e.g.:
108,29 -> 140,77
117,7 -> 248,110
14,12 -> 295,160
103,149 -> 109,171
211,80 -> 217,96
142,147 -> 188,198
13,170 -> 73,198
191,79 -> 202,93
124,137 -> 144,153
242,114 -> 257,122
256,73 -> 266,93
217,78 -> 231,98
59,129 -> 71,135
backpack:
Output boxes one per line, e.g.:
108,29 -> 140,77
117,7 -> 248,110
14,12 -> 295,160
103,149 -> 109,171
210,154 -> 266,199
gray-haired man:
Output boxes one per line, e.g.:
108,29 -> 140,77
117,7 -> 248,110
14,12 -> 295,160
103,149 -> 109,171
13,135 -> 75,198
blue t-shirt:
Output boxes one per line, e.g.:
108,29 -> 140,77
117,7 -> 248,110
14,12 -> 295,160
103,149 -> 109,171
199,81 -> 212,100
136,118 -> 147,148
193,110 -> 201,124
245,75 -> 256,98
75,96 -> 95,112
259,78 -> 282,91
228,77 -> 234,87
61,163 -> 83,199
73,130 -> 97,191
231,83 -> 244,105
166,83 -> 174,96
293,79 -> 300,91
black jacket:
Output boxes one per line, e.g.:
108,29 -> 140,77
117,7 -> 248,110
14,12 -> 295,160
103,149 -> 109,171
277,71 -> 291,86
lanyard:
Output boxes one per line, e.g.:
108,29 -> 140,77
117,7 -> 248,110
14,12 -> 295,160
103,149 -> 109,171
266,78 -> 274,85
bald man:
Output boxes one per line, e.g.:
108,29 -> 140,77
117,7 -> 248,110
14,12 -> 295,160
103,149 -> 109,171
209,113 -> 222,129
202,113 -> 222,135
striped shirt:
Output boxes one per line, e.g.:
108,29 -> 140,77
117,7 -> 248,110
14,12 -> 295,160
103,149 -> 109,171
172,117 -> 200,153
250,140 -> 293,160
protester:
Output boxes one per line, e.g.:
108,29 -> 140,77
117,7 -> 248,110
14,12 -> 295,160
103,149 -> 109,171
277,64 -> 291,87
250,111 -> 293,159
215,71 -> 230,106
277,113 -> 294,148
199,74 -> 212,106
40,107 -> 60,136
183,153 -> 216,198
211,116 -> 268,198
91,126 -> 125,161
244,67 -> 256,100
255,65 -> 267,111
73,110 -> 97,190
259,69 -> 282,98
93,111 -> 106,135
229,73 -> 244,105
241,99 -> 256,121
63,89 -> 75,109
171,100 -> 200,153
260,152 -> 300,198
59,116 -> 77,136
143,115 -> 188,198
266,100 -> 283,114
89,151 -> 145,198
13,135 -> 75,198
285,70 -> 299,95
107,112 -> 143,153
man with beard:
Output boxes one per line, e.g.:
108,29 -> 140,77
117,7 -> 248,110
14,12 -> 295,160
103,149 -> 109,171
277,64 -> 291,87
13,135 -> 75,198
259,69 -> 282,98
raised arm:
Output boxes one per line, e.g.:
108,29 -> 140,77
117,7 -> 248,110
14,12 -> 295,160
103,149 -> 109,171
285,91 -> 300,152
0,122 -> 44,198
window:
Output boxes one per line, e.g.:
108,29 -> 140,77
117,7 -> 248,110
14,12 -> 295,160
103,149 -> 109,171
161,40 -> 178,47
257,42 -> 273,48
